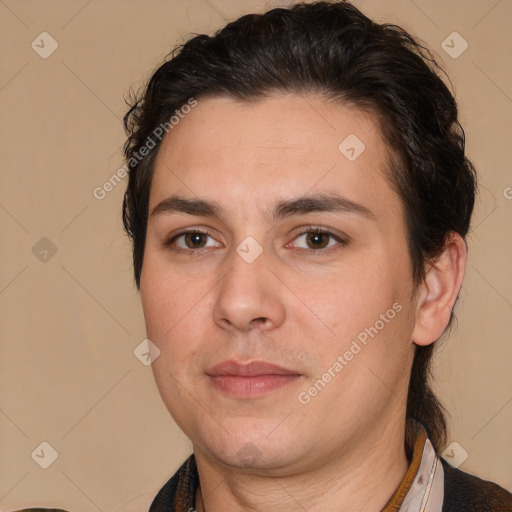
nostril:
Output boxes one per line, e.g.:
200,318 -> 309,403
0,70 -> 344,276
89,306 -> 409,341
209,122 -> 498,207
250,317 -> 269,328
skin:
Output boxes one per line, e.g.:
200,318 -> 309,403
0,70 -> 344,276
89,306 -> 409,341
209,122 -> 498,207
140,93 -> 467,511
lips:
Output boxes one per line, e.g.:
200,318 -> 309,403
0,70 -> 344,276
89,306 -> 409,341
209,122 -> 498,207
206,360 -> 301,377
206,360 -> 303,398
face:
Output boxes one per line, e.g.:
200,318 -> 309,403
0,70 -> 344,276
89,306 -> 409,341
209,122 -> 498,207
140,93 -> 419,474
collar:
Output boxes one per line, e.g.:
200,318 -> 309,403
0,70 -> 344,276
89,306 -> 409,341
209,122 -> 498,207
382,421 -> 444,511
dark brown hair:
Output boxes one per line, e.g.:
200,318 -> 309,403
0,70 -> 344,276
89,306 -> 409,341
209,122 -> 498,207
122,0 -> 476,454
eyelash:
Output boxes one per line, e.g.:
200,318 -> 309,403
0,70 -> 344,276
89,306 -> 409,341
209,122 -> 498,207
163,225 -> 348,255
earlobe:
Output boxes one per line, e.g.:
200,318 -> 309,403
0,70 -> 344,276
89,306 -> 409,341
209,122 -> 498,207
412,233 -> 468,347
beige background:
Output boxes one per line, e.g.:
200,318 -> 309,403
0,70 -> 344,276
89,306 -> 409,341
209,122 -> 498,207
0,0 -> 511,510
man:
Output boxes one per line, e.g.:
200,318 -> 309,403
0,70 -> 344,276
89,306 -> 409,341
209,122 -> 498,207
119,1 -> 511,510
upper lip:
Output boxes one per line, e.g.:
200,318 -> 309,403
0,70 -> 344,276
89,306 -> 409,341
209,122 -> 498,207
206,360 -> 301,377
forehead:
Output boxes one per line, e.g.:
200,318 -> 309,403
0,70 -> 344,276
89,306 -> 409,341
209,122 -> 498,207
149,93 -> 400,222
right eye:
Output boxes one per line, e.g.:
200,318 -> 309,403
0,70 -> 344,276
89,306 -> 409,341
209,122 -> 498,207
164,229 -> 222,253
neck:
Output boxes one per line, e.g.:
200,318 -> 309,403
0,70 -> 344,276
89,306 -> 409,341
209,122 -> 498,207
193,417 -> 410,512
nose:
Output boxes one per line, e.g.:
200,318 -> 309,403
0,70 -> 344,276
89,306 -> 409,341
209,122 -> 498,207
212,244 -> 286,332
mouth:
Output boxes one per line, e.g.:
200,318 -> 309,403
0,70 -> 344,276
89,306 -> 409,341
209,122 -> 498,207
206,360 -> 303,398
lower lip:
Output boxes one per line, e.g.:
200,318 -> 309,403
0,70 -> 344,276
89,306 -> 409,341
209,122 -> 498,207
208,374 -> 302,398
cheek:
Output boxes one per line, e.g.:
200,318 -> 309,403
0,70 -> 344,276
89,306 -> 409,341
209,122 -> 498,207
140,263 -> 211,375
140,253 -> 193,332
293,264 -> 399,336
286,256 -> 414,384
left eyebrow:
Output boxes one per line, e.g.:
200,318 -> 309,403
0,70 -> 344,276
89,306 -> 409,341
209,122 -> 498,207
149,192 -> 375,223
269,193 -> 375,223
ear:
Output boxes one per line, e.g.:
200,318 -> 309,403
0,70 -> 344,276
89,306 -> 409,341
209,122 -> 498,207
412,233 -> 468,346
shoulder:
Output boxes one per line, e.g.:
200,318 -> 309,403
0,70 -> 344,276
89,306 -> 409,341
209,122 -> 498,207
441,458 -> 512,511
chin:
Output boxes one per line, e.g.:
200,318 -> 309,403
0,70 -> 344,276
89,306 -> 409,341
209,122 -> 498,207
195,422 -> 303,472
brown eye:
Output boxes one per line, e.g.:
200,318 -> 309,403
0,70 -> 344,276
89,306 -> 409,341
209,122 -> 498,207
305,232 -> 331,249
292,228 -> 346,252
183,232 -> 208,249
164,230 -> 221,252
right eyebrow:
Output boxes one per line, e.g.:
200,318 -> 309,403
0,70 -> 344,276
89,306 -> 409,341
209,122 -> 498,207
149,195 -> 224,219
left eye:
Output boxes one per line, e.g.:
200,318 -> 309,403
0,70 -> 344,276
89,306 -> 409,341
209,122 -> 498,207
291,230 -> 345,251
